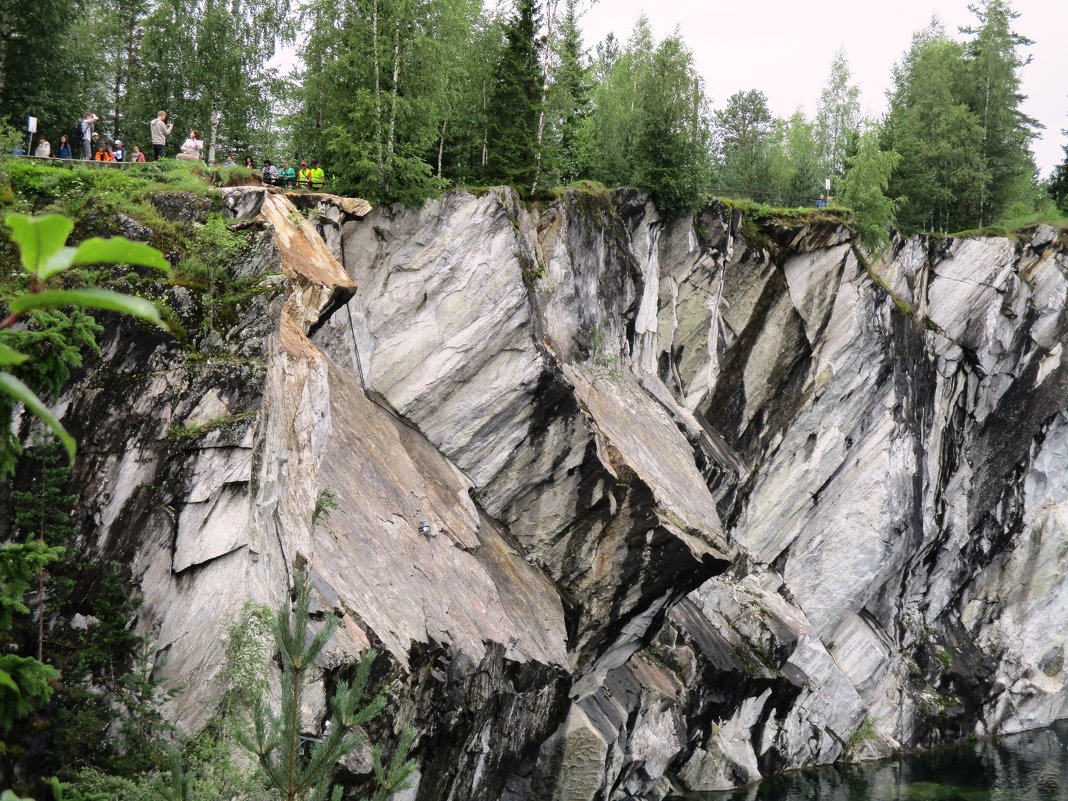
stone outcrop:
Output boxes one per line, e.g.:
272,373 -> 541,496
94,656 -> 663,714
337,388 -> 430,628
49,183 -> 1068,799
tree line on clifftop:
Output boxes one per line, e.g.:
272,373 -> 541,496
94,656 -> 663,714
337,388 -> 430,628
4,0 -> 1066,245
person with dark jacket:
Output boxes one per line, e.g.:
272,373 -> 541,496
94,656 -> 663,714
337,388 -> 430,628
112,140 -> 125,161
57,134 -> 72,159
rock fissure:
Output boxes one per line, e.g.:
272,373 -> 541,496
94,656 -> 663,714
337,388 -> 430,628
45,185 -> 1068,799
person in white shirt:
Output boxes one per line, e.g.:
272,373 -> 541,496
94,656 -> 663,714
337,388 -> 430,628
34,137 -> 51,158
176,130 -> 204,161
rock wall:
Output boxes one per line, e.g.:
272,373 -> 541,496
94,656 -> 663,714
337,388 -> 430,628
54,185 -> 1068,800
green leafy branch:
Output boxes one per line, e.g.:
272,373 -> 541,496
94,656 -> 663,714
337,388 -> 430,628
1,213 -> 172,463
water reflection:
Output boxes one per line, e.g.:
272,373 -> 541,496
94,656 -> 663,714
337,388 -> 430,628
691,721 -> 1068,801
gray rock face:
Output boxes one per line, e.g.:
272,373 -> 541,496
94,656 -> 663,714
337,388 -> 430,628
51,184 -> 1068,800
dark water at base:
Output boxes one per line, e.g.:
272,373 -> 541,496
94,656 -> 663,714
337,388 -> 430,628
700,721 -> 1068,800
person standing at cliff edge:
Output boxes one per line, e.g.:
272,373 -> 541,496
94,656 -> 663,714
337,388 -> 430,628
79,112 -> 99,159
150,110 -> 174,160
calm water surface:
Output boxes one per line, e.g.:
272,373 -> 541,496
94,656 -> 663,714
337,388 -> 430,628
696,721 -> 1068,800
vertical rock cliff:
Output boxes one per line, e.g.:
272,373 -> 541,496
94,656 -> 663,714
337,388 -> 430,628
51,185 -> 1068,799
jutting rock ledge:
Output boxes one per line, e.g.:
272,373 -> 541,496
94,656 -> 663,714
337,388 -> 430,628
48,184 -> 1068,799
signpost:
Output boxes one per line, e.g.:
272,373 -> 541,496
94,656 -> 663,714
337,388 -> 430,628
25,115 -> 37,156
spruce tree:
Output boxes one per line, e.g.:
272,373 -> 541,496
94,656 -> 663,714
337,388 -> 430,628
13,446 -> 75,663
550,0 -> 591,185
961,0 -> 1041,225
484,0 -> 543,191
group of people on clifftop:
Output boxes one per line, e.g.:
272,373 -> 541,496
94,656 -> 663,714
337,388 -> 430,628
21,109 -> 326,187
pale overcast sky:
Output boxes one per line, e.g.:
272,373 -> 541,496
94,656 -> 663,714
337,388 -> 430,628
580,0 -> 1067,175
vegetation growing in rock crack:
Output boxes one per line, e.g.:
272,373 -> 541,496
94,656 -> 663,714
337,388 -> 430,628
311,489 -> 342,529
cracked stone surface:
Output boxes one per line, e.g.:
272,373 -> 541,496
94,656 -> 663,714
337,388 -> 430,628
46,185 -> 1068,800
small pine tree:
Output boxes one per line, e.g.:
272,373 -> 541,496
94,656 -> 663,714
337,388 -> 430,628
239,573 -> 416,801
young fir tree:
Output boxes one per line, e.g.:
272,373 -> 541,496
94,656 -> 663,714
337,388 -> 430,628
1051,134 -> 1068,214
484,0 -> 543,191
239,572 -> 415,801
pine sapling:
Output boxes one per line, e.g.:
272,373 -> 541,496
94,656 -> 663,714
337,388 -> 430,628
238,573 -> 416,801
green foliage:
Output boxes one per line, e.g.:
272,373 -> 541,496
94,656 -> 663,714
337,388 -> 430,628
311,489 -> 341,529
46,776 -> 108,801
484,0 -> 544,192
585,18 -> 712,214
884,28 -> 989,233
815,48 -> 862,179
168,410 -> 257,441
0,211 -> 171,466
885,6 -> 1039,233
109,640 -> 180,775
848,716 -> 878,751
713,90 -> 775,194
841,128 -> 902,256
1049,139 -> 1068,214
546,0 -> 592,185
961,0 -> 1041,226
238,573 -> 416,801
0,536 -> 62,731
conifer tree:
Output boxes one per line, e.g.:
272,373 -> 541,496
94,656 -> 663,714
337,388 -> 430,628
960,0 -> 1041,225
841,127 -> 901,256
13,446 -> 75,663
547,0 -> 591,185
484,0 -> 543,191
1050,135 -> 1068,214
884,25 -> 989,232
712,90 -> 775,193
240,572 -> 415,801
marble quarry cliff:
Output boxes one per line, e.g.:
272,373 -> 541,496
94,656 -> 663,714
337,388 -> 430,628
45,185 -> 1068,799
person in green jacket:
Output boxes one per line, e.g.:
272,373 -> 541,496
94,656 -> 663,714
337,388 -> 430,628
278,160 -> 297,187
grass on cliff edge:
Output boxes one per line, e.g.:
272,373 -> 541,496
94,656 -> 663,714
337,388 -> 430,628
946,205 -> 1068,241
720,196 -> 854,227
0,158 -> 268,342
